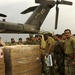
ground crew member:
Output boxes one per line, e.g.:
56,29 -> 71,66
64,29 -> 75,75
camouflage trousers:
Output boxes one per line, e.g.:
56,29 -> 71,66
44,66 -> 54,75
65,54 -> 75,75
55,54 -> 65,75
40,50 -> 54,75
44,53 -> 54,75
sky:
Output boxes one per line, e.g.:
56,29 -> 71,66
0,0 -> 75,42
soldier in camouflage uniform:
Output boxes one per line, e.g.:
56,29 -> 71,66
53,34 -> 65,75
64,29 -> 75,75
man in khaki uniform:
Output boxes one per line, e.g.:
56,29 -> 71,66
64,29 -> 75,75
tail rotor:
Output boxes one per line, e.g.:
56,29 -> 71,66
55,0 -> 73,29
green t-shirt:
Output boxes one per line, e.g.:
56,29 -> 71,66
65,37 -> 75,54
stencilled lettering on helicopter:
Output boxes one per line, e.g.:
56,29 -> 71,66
40,9 -> 46,14
35,8 -> 46,19
35,13 -> 40,19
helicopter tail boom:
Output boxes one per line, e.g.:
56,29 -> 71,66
0,21 -> 39,33
24,4 -> 55,30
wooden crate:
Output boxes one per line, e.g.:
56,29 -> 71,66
3,45 -> 42,75
0,47 -> 4,64
0,47 -> 5,75
12,68 -> 42,75
0,64 -> 5,72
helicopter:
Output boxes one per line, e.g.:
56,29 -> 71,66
0,0 -> 73,33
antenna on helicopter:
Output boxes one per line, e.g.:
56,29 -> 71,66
55,0 -> 73,29
0,13 -> 7,17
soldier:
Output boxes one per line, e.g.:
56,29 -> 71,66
24,38 -> 31,45
35,35 -> 41,45
39,35 -> 46,74
53,34 -> 65,75
64,29 -> 75,75
30,36 -> 36,45
10,38 -> 17,45
62,33 -> 66,41
38,35 -> 42,45
17,38 -> 23,45
43,33 -> 55,75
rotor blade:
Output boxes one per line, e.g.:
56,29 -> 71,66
35,0 -> 55,5
55,5 -> 59,29
21,6 -> 38,14
0,13 -> 7,17
61,1 -> 73,5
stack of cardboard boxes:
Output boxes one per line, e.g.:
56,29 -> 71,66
3,45 -> 42,75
